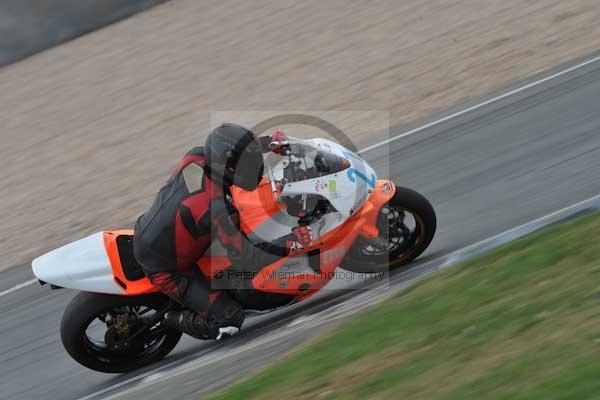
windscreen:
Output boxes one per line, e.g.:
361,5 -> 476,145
283,142 -> 350,183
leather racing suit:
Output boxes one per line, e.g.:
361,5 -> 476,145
133,145 -> 300,339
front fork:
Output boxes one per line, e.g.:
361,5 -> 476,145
358,179 -> 397,241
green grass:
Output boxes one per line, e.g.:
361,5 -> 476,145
209,212 -> 600,400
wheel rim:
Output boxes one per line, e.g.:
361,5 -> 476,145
82,304 -> 170,366
358,206 -> 425,260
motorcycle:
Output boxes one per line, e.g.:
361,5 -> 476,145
32,136 -> 436,373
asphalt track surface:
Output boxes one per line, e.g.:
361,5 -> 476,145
2,53 -> 600,399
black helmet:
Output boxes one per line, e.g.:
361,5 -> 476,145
205,123 -> 264,191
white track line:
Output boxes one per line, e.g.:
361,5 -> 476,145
3,53 -> 600,299
0,278 -> 38,297
359,54 -> 600,153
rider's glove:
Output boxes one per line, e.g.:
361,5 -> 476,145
269,130 -> 289,155
291,225 -> 312,247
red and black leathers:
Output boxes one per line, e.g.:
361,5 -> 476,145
133,146 -> 291,338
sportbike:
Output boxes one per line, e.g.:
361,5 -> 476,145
32,136 -> 436,373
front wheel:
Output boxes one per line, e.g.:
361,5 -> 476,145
342,186 -> 436,273
61,292 -> 182,373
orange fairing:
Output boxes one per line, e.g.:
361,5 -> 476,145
250,179 -> 396,296
360,179 -> 396,238
230,178 -> 285,234
103,230 -> 157,296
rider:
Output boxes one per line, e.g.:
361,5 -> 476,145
133,123 -> 312,340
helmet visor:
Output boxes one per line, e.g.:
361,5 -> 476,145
232,139 -> 264,191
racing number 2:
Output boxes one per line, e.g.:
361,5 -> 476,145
343,151 -> 376,188
347,168 -> 376,188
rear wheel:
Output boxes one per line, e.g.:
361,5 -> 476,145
343,186 -> 436,273
61,292 -> 182,373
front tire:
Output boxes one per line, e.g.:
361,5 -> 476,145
343,186 -> 436,273
61,292 -> 182,373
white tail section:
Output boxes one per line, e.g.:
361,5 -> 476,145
32,232 -> 123,294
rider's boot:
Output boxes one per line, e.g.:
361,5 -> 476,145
165,291 -> 245,340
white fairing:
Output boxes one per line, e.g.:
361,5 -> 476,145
31,232 -> 123,294
273,138 -> 377,218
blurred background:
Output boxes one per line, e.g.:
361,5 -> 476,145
2,2 -> 600,399
0,0 -> 168,66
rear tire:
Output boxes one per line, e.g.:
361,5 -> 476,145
342,186 -> 436,273
61,292 -> 182,373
